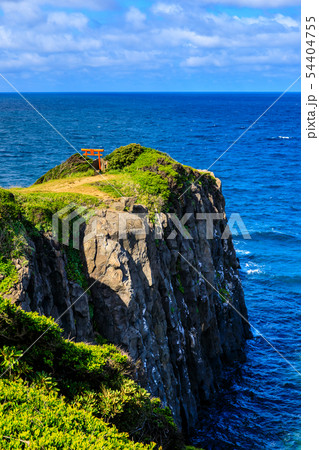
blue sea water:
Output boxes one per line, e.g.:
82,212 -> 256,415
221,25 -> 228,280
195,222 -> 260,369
0,93 -> 300,449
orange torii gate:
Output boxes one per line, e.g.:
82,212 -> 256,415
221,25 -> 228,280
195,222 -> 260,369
81,148 -> 104,170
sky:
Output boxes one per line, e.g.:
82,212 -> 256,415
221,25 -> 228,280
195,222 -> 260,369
0,0 -> 301,92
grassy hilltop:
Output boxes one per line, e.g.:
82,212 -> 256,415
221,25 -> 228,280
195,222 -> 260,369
0,145 -> 207,449
12,143 -> 216,216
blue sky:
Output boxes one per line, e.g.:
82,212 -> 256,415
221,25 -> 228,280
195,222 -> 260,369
0,0 -> 300,92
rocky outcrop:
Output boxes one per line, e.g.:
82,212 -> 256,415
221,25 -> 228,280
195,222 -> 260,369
9,175 -> 251,431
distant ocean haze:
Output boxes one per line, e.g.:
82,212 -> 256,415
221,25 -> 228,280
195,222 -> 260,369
0,92 -> 301,449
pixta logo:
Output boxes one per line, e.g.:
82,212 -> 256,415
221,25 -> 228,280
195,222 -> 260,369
52,203 -> 96,249
52,205 -> 251,247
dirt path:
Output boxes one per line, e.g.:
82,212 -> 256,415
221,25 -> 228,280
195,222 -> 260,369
13,174 -> 120,201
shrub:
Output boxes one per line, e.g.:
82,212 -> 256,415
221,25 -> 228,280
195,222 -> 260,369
105,144 -> 146,170
0,297 -> 185,449
0,379 -> 155,449
0,189 -> 21,223
102,145 -> 186,213
0,258 -> 19,294
101,144 -> 217,215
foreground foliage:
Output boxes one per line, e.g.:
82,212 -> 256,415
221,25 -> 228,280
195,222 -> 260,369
0,379 -> 154,450
0,297 -> 184,449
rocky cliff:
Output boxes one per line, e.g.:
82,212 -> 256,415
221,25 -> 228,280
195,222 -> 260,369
5,145 -> 251,432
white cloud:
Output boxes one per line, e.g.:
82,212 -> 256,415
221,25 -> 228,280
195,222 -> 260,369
196,0 -> 300,7
183,54 -> 225,67
0,26 -> 14,48
1,0 -> 116,11
157,28 -> 222,48
183,47 -> 299,68
0,1 -> 300,80
47,12 -> 88,29
274,14 -> 299,28
46,0 -> 114,8
152,3 -> 183,15
36,34 -> 101,53
0,1 -> 43,24
125,6 -> 146,28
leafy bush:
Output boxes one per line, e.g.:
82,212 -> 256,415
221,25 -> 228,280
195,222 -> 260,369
101,145 -> 183,212
0,379 -> 155,449
0,297 -> 185,449
0,258 -> 19,295
96,379 -> 183,448
0,189 -> 21,223
105,144 -> 146,170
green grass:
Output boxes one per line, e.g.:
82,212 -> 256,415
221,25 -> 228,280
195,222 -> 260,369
15,144 -> 217,217
0,187 -> 100,312
15,192 -> 101,232
0,189 -> 30,293
34,154 -> 95,184
0,187 -> 102,297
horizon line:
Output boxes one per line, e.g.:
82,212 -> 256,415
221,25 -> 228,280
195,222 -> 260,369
0,90 -> 301,94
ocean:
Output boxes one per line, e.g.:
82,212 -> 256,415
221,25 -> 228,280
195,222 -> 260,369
0,92 -> 301,449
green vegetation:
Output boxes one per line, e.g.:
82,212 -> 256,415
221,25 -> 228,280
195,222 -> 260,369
104,143 -> 146,171
0,189 -> 27,296
0,146 -> 211,449
0,296 -> 184,449
99,144 -> 216,213
0,187 -> 101,298
11,144 -> 217,217
0,189 -> 25,256
34,154 -> 95,184
0,379 -> 154,449
218,286 -> 231,304
176,273 -> 185,295
0,258 -> 19,295
15,192 -> 101,232
65,246 -> 88,289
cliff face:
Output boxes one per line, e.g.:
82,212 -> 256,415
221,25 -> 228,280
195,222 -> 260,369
9,175 -> 250,431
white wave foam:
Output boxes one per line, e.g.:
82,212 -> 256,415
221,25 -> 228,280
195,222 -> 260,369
243,261 -> 264,275
236,249 -> 251,255
247,268 -> 262,275
278,136 -> 290,139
